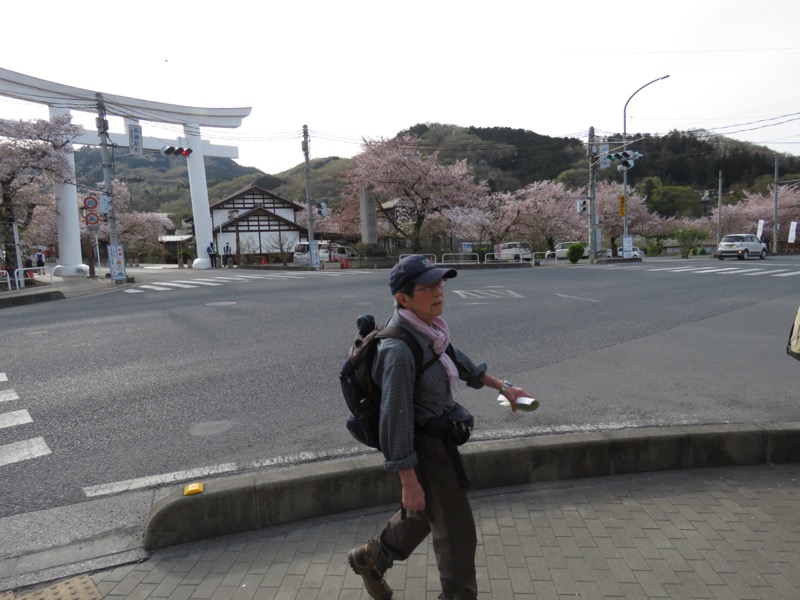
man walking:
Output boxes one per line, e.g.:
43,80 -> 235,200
347,254 -> 533,600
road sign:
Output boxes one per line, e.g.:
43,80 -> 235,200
86,224 -> 100,235
83,196 -> 99,209
85,212 -> 100,226
619,194 -> 626,217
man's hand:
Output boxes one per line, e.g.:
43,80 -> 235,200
399,468 -> 425,512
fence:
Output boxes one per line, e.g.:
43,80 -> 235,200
13,266 -> 54,290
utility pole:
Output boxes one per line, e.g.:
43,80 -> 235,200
302,125 -> 319,270
95,94 -> 118,247
773,154 -> 780,255
717,169 -> 723,247
96,93 -> 126,282
588,127 -> 598,263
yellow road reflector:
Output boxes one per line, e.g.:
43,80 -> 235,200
184,482 -> 205,495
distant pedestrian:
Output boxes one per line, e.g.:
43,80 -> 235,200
207,242 -> 218,268
223,242 -> 232,268
35,250 -> 45,274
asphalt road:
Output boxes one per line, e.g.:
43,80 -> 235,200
1,255 -> 799,579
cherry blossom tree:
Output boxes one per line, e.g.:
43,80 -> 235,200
23,179 -> 174,261
709,185 -> 800,246
514,180 -> 581,250
343,135 -> 489,251
0,115 -> 82,268
594,181 -> 669,253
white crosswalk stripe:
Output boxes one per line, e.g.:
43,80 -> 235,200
0,375 -> 52,468
0,437 -> 51,467
0,389 -> 20,403
155,282 -> 198,289
742,269 -> 790,276
0,409 -> 33,429
628,264 -> 800,278
123,270 -> 372,293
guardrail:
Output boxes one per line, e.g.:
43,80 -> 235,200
14,266 -> 54,289
399,253 -> 436,263
440,252 -> 480,265
532,251 -> 550,265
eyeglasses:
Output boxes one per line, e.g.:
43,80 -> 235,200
414,279 -> 447,293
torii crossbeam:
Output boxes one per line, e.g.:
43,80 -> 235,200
0,67 -> 251,274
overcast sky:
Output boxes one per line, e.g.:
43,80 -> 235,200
1,1 -> 798,175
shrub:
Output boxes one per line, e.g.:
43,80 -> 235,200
566,243 -> 585,264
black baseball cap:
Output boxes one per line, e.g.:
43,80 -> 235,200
389,255 -> 457,295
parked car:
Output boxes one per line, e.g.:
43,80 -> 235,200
606,246 -> 644,258
716,234 -> 767,260
498,241 -> 532,261
546,242 -> 589,259
293,242 -> 358,265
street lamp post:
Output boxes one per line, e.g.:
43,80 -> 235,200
622,75 -> 670,239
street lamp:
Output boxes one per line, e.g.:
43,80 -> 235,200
622,74 -> 670,239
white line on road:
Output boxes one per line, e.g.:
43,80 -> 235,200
0,409 -> 32,429
0,373 -> 7,382
138,285 -> 175,291
156,282 -> 199,289
773,271 -> 800,277
82,462 -> 239,497
0,389 -> 20,403
171,280 -> 223,286
555,293 -> 600,303
742,269 -> 790,276
123,289 -> 145,293
0,437 -> 51,467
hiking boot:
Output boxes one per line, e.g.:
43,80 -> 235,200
347,540 -> 392,600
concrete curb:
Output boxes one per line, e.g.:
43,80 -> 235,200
0,290 -> 64,309
143,422 -> 800,550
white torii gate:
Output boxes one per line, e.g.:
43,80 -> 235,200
0,67 -> 251,274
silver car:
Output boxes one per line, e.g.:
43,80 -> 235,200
717,234 -> 767,260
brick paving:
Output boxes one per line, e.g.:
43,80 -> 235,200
77,463 -> 800,599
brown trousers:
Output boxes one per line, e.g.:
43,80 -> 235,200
377,434 -> 478,600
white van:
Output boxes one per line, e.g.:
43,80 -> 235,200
498,242 -> 532,261
293,242 -> 358,265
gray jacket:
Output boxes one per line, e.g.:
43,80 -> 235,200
372,310 -> 487,471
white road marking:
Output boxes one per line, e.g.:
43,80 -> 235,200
773,271 -> 800,277
171,279 -> 223,286
0,437 -> 51,467
83,462 -> 239,497
123,289 -> 145,293
452,290 -> 524,299
0,373 -> 7,382
137,285 -> 175,291
555,293 -> 600,303
0,389 -> 20,403
742,269 -> 789,276
0,409 -> 32,429
156,282 -> 199,289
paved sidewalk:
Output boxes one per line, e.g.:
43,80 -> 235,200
11,463 -> 792,600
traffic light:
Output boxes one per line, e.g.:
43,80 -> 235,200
160,145 -> 193,157
317,202 -> 328,217
611,150 -> 642,172
577,199 -> 587,214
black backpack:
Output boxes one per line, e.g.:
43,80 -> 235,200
340,315 -> 438,450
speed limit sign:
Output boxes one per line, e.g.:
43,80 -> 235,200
85,211 -> 100,226
83,196 -> 99,210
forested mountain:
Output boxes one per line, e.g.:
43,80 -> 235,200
71,125 -> 799,224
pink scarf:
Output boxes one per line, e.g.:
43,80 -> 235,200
399,309 -> 460,390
